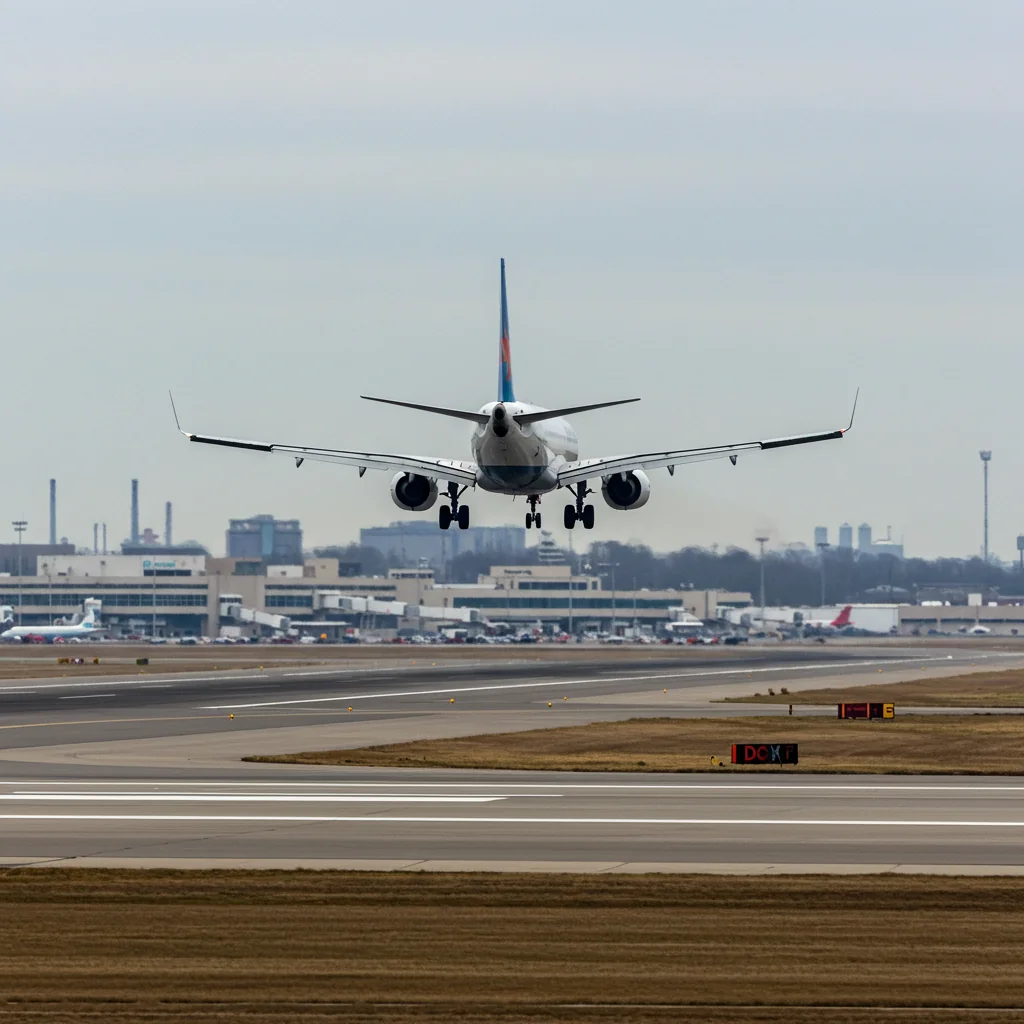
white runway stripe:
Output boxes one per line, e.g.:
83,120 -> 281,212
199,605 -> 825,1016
3,814 -> 1024,827
199,657 -> 954,710
2,794 -> 509,804
5,780 -> 1024,793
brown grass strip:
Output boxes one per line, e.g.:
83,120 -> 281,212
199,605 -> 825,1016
246,713 -> 1024,774
1,871 -> 1024,1022
726,668 -> 1024,707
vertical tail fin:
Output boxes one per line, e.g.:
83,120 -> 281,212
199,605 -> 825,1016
831,605 -> 853,628
498,258 -> 516,403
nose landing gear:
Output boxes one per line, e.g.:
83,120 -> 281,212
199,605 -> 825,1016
439,483 -> 470,530
525,495 -> 542,529
563,482 -> 595,530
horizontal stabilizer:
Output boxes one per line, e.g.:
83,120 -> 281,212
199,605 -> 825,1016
514,398 -> 640,426
360,396 -> 489,424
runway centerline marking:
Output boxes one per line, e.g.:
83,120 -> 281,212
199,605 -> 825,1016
2,794 -> 512,804
3,814 -> 1024,827
199,657 -> 954,710
7,780 -> 1024,793
58,694 -> 115,700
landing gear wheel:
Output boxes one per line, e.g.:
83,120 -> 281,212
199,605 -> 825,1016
569,482 -> 594,531
457,505 -> 470,530
439,506 -> 452,530
526,495 -> 541,530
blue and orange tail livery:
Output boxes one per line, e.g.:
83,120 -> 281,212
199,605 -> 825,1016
498,258 -> 516,403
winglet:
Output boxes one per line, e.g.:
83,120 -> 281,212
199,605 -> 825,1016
168,391 -> 188,437
843,388 -> 860,434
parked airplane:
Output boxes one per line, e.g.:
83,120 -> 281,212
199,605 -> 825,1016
173,261 -> 856,532
803,605 -> 853,632
0,601 -> 105,643
963,624 -> 992,636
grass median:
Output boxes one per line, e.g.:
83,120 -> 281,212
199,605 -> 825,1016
724,667 -> 1024,708
246,713 -> 1024,774
2,870 -> 1024,1023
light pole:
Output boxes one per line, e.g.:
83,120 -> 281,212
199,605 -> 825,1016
816,541 -> 829,607
12,521 -> 27,626
755,536 -> 769,633
980,451 -> 992,561
598,559 -> 619,635
567,566 -> 574,638
41,561 -> 52,625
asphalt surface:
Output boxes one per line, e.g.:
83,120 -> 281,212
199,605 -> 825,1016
2,643 -> 1023,873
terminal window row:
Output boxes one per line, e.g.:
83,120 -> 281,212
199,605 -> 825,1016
451,597 -> 678,610
0,593 -> 208,608
10,583 -> 209,592
265,595 -> 314,608
514,581 -> 591,591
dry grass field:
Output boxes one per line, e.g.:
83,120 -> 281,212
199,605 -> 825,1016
726,667 -> 1024,707
247,712 -> 1024,774
1,870 -> 1023,1023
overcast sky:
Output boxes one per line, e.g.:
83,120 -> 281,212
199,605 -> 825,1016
2,1 -> 1022,559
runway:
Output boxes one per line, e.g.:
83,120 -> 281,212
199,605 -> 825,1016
4,772 -> 1024,873
1,643 -> 1023,873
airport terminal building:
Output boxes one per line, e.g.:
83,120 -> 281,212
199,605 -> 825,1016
0,555 -> 751,638
13,553 -> 1024,639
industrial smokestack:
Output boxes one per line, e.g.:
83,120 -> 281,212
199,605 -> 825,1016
102,522 -> 107,555
131,479 -> 140,544
165,501 -> 172,547
93,523 -> 98,555
49,479 -> 56,546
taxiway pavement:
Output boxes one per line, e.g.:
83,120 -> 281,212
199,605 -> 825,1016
1,644 -> 1022,873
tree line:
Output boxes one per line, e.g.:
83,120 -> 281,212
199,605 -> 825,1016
322,541 -> 1024,606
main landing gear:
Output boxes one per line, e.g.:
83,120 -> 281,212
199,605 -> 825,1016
563,482 -> 595,530
439,483 -> 470,531
525,495 -> 542,529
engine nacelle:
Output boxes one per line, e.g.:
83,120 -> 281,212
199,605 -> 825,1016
390,472 -> 438,512
601,470 -> 651,511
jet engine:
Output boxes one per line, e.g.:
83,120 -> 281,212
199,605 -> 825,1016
390,472 -> 439,512
601,470 -> 651,511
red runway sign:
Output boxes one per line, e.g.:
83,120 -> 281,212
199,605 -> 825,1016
838,702 -> 895,719
731,743 -> 799,765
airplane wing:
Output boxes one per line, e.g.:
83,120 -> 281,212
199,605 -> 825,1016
558,392 -> 857,487
171,396 -> 477,484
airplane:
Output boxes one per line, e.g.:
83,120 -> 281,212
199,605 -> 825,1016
0,601 -> 106,643
172,260 -> 857,532
664,611 -> 706,635
803,605 -> 853,632
962,624 -> 992,636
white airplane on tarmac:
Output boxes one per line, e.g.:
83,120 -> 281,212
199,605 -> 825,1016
173,261 -> 857,532
1,601 -> 105,643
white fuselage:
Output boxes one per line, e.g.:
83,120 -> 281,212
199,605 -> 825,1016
1,617 -> 104,642
471,401 -> 579,495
